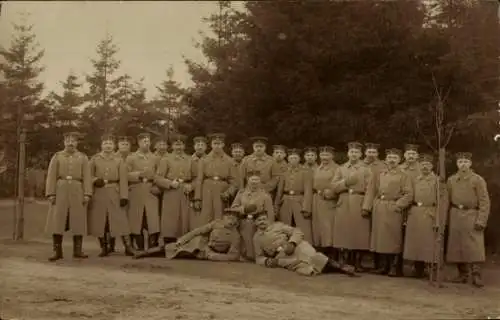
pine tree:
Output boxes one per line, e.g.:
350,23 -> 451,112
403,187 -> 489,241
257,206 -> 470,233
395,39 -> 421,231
47,72 -> 84,129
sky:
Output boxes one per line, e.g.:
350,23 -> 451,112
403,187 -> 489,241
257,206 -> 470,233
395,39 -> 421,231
0,1 -> 244,99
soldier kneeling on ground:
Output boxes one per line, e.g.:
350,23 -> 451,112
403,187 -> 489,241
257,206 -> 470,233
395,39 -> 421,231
133,209 -> 241,262
252,211 -> 359,277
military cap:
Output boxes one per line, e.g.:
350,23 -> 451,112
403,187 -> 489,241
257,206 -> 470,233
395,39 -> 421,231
246,170 -> 261,178
170,134 -> 187,144
273,145 -> 287,152
404,144 -> 419,152
347,141 -> 363,150
100,134 -> 115,142
223,208 -> 240,217
386,148 -> 402,157
365,143 -> 380,150
318,146 -> 334,154
154,136 -> 168,144
304,146 -> 318,154
193,136 -> 208,144
137,133 -> 151,141
208,133 -> 226,142
287,148 -> 301,156
419,153 -> 434,163
63,131 -> 82,139
456,152 -> 472,160
118,136 -> 132,143
231,143 -> 244,150
250,136 -> 268,144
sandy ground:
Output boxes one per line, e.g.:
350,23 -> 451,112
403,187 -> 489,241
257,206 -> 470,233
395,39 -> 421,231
1,200 -> 500,320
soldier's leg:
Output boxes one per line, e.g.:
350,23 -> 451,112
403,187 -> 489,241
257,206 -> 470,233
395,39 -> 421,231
163,237 -> 176,245
470,263 -> 484,287
108,236 -> 116,253
354,250 -> 366,272
133,245 -> 165,259
98,218 -> 110,257
73,235 -> 88,259
412,261 -> 425,278
451,263 -> 469,283
388,254 -> 402,277
135,211 -> 147,251
324,258 -> 359,277
121,235 -> 136,256
373,252 -> 380,270
375,253 -> 391,275
48,234 -> 63,262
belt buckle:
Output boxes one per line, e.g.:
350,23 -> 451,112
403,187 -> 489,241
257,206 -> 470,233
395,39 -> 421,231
458,204 -> 464,209
289,190 -> 295,195
104,179 -> 108,184
178,179 -> 184,183
66,176 -> 72,180
142,178 -> 148,183
380,195 -> 385,199
247,214 -> 253,219
417,202 -> 422,207
348,189 -> 353,194
213,176 -> 220,181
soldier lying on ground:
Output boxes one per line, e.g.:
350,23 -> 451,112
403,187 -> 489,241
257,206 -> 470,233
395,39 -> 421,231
133,209 -> 241,261
252,211 -> 359,277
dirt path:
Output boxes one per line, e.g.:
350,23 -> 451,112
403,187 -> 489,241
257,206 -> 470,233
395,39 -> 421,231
1,242 -> 500,320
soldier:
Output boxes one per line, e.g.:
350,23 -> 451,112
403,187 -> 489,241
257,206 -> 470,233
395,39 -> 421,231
303,147 -> 319,170
332,142 -> 373,272
366,148 -> 413,277
311,146 -> 338,256
230,170 -> 275,261
45,131 -> 92,261
189,136 -> 208,230
274,148 -> 313,243
272,145 -> 288,175
155,134 -> 196,245
239,136 -> 280,195
125,133 -> 160,250
252,212 -> 358,277
153,136 -> 169,162
88,134 -> 135,257
403,153 -> 448,278
363,142 -> 387,270
133,209 -> 241,261
230,143 -> 245,164
446,152 -> 490,287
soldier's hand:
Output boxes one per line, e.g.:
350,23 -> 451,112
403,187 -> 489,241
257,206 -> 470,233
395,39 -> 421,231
83,195 -> 90,204
284,242 -> 296,255
474,223 -> 485,231
94,178 -> 105,188
48,195 -> 56,205
171,180 -> 180,189
183,183 -> 193,194
150,186 -> 161,195
265,258 -> 279,268
301,210 -> 312,219
120,198 -> 128,207
322,188 -> 334,200
193,200 -> 202,211
361,210 -> 371,218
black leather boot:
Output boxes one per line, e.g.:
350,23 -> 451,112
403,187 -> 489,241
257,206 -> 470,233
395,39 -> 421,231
98,237 -> 108,257
121,235 -> 136,256
135,234 -> 145,251
148,233 -> 159,248
471,264 -> 484,288
108,236 -> 116,253
48,234 -> 63,262
451,263 -> 469,284
73,235 -> 88,259
327,259 -> 359,277
412,261 -> 425,278
354,251 -> 365,273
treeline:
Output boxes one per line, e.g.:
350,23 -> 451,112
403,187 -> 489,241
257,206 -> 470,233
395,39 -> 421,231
1,1 -> 500,249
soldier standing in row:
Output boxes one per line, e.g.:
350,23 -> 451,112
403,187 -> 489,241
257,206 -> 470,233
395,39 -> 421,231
363,142 -> 387,270
303,147 -> 318,171
446,152 -> 490,287
89,134 -> 135,257
153,136 -> 169,163
231,143 -> 245,164
272,145 -> 288,175
332,142 -> 373,271
403,154 -> 448,278
274,148 -> 313,243
368,148 -> 413,276
193,133 -> 238,227
189,136 -> 207,230
155,134 -> 196,245
45,131 -> 92,261
311,146 -> 338,256
230,170 -> 275,260
125,133 -> 160,250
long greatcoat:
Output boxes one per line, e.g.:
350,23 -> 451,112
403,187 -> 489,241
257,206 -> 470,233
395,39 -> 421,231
446,171 -> 490,263
231,188 -> 275,260
188,153 -> 205,230
403,173 -> 449,262
194,151 -> 238,228
332,161 -> 373,250
125,151 -> 160,234
88,152 -> 129,237
253,222 -> 329,276
311,162 -> 338,247
45,150 -> 92,235
274,165 -> 313,242
155,152 -> 196,238
366,167 -> 413,254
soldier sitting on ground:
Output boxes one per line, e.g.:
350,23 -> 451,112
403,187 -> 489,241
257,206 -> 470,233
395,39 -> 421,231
133,208 -> 241,262
252,211 -> 359,277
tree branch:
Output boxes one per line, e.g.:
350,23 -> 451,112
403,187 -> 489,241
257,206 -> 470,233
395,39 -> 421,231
443,125 -> 456,148
416,118 -> 437,152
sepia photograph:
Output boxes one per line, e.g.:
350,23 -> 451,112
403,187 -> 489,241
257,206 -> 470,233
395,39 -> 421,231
0,0 -> 500,319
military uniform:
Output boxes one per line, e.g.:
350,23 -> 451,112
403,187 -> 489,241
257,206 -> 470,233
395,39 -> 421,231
189,136 -> 207,230
274,148 -> 313,243
272,145 -> 288,176
45,132 -> 92,261
302,147 -> 319,171
446,152 -> 490,287
229,143 -> 245,202
152,136 -> 169,223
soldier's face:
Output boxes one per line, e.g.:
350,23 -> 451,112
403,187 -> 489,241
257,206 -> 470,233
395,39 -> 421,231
404,150 -> 418,162
305,152 -> 317,163
138,138 -> 150,150
194,142 -> 207,154
211,140 -> 224,151
318,152 -> 331,163
386,154 -> 401,166
420,161 -> 433,174
253,143 -> 266,155
118,141 -> 130,152
347,149 -> 362,161
456,159 -> 471,171
288,154 -> 300,165
273,150 -> 286,161
222,214 -> 238,228
365,148 -> 378,159
155,141 -> 168,152
247,175 -> 261,189
64,137 -> 78,150
254,215 -> 269,229
231,148 -> 244,160
172,142 -> 184,152
101,140 -> 115,152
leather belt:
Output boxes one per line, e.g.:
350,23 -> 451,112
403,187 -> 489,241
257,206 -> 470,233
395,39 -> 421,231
205,176 -> 227,182
377,195 -> 398,201
340,189 -> 365,196
412,201 -> 436,207
313,189 -> 323,195
103,179 -> 119,184
58,176 -> 81,182
284,190 -> 303,195
171,178 -> 191,183
130,179 -> 154,184
451,203 -> 477,210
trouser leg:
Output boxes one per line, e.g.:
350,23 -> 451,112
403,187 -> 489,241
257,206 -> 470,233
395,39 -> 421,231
48,234 -> 63,262
73,235 -> 88,259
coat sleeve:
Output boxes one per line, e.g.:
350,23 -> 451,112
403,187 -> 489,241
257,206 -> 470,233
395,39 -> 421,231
154,157 -> 172,189
474,176 -> 490,228
395,173 -> 413,210
331,167 -> 348,194
253,233 -> 267,266
45,154 -> 58,197
361,168 -> 374,211
263,192 -> 275,221
89,156 -> 98,184
194,159 -> 204,201
226,158 -> 239,196
302,170 -> 313,213
119,159 -> 128,200
206,230 -> 241,262
274,174 -> 284,207
238,157 -> 248,190
280,223 -> 304,246
177,221 -> 214,244
230,191 -> 245,217
263,160 -> 280,193
126,155 -> 141,182
82,155 -> 92,197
